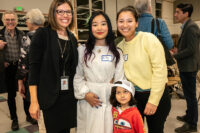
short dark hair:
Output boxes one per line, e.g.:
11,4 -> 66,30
117,6 -> 139,22
110,81 -> 136,107
48,0 -> 74,30
177,3 -> 193,17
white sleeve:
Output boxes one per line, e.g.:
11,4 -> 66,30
73,46 -> 90,100
114,49 -> 125,82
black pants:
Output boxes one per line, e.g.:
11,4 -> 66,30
0,69 -> 6,93
180,72 -> 198,126
5,64 -> 31,120
135,87 -> 171,133
58,129 -> 70,133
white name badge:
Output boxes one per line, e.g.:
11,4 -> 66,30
101,55 -> 113,62
124,54 -> 128,61
61,76 -> 69,90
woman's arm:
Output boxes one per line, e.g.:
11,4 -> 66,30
73,46 -> 90,99
73,46 -> 101,107
144,33 -> 168,114
29,85 -> 40,120
17,36 -> 31,98
28,28 -> 44,119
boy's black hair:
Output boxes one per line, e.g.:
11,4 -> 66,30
110,81 -> 137,107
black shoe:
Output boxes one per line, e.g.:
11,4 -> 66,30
175,123 -> 197,133
11,119 -> 19,131
26,116 -> 37,125
177,115 -> 187,122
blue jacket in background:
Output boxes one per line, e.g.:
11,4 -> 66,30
136,13 -> 173,49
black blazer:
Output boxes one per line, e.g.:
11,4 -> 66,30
174,19 -> 200,72
29,27 -> 78,110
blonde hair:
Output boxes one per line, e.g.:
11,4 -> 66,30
2,10 -> 18,25
26,8 -> 45,26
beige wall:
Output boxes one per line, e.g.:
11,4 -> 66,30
162,0 -> 200,35
0,0 -> 52,13
105,0 -> 134,30
0,0 -> 199,34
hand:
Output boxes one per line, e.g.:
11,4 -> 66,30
29,101 -> 40,120
4,62 -> 9,68
170,48 -> 178,55
169,50 -> 174,55
144,102 -> 157,116
18,80 -> 25,98
85,92 -> 102,108
0,40 -> 7,49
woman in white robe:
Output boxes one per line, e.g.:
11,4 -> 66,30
74,11 -> 124,133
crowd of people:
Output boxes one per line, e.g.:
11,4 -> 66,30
0,0 -> 199,133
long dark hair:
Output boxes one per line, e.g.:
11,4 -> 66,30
110,81 -> 136,107
84,11 -> 120,66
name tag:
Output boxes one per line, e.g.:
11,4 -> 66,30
101,55 -> 113,62
124,54 -> 128,61
61,76 -> 69,90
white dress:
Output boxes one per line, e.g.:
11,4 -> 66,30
74,45 -> 124,133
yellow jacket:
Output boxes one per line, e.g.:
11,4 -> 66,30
118,32 -> 168,106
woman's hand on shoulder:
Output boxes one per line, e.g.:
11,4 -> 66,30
144,102 -> 157,116
85,92 -> 102,108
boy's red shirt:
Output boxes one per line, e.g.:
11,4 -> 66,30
112,106 -> 145,133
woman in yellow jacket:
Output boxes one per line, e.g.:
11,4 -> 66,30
116,6 -> 171,133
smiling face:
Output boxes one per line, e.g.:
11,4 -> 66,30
3,14 -> 17,31
116,86 -> 131,108
117,11 -> 138,41
55,3 -> 72,30
92,15 -> 108,40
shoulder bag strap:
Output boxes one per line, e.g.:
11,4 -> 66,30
151,18 -> 155,34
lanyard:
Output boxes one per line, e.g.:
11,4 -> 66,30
57,38 -> 70,76
57,39 -> 67,58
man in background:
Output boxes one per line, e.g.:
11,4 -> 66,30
134,0 -> 173,50
0,39 -> 7,92
0,10 -> 36,131
172,3 -> 199,133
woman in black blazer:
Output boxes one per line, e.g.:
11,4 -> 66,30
28,0 -> 78,133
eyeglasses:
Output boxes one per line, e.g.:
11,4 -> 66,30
5,18 -> 16,22
56,10 -> 73,16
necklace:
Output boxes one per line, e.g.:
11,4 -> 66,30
98,49 -> 101,53
57,39 -> 67,58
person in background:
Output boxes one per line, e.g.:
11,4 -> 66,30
16,8 -> 45,131
117,6 -> 171,133
28,0 -> 78,133
0,39 -> 7,93
73,11 -> 124,133
172,3 -> 199,133
0,10 -> 25,131
110,80 -> 144,133
134,0 -> 173,50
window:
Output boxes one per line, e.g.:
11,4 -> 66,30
155,1 -> 162,18
76,0 -> 104,43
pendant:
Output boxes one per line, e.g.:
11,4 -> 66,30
61,55 -> 63,58
98,49 -> 101,53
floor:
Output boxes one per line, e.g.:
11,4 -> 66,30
0,92 -> 199,133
